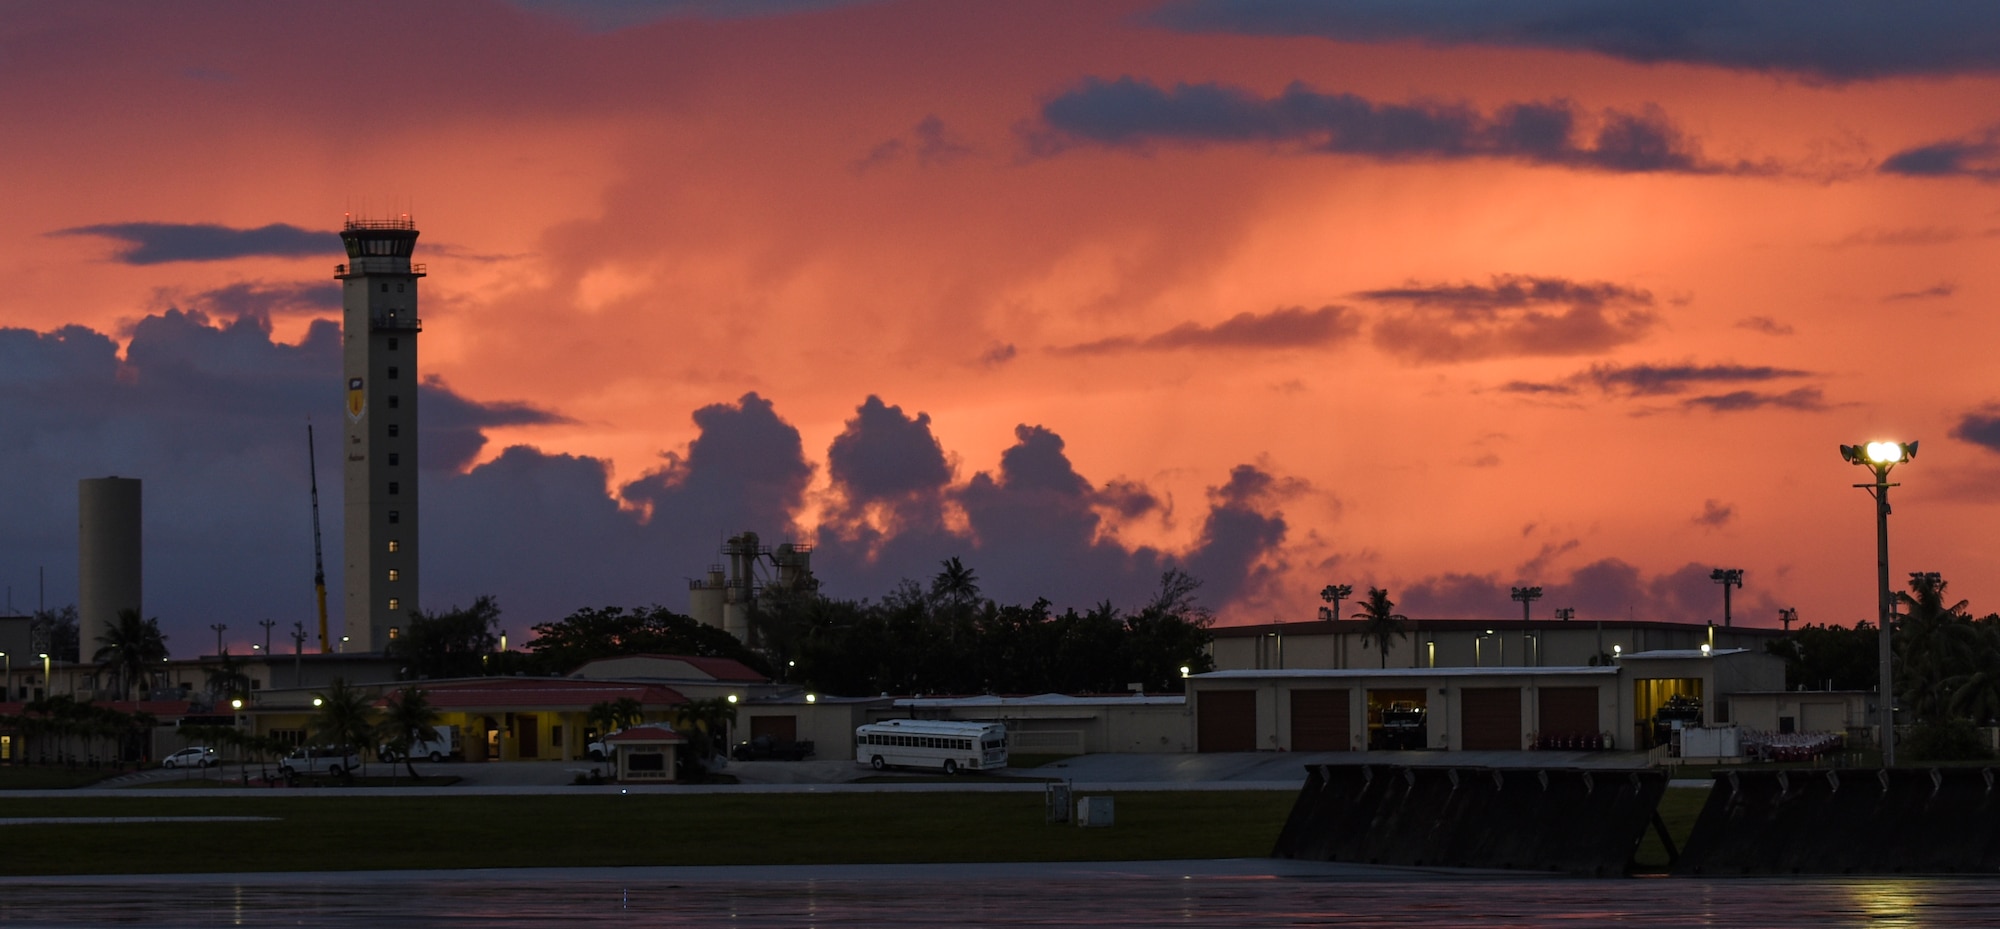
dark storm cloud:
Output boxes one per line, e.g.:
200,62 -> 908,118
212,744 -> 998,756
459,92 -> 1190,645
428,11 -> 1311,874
1358,275 -> 1657,363
1880,128 -> 2000,180
419,375 -> 572,473
1149,0 -> 2000,83
1400,559 -> 1740,622
812,408 -> 1291,613
183,281 -> 341,318
0,310 -> 567,651
620,392 -> 813,543
1032,77 -> 1723,173
825,396 -> 953,512
1949,406 -> 2000,454
51,222 -> 338,265
1681,386 -> 1827,412
1056,305 -> 1358,355
1583,362 -> 1810,396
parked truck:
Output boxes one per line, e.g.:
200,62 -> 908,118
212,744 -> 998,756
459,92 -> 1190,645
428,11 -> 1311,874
379,725 -> 460,763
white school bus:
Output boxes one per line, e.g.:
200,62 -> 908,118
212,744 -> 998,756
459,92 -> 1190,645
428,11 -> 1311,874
855,719 -> 1008,775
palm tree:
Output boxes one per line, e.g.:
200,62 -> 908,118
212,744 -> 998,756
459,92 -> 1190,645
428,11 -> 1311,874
671,696 -> 736,778
1896,574 -> 1974,722
310,678 -> 378,779
609,696 -> 645,730
931,557 -> 981,609
380,687 -> 442,781
93,609 -> 169,701
1352,587 -> 1409,669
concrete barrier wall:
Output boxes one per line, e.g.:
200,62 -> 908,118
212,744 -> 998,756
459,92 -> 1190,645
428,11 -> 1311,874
1675,767 -> 2000,875
1273,763 -> 1667,876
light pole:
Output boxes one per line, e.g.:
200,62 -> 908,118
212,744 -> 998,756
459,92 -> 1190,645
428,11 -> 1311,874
1710,568 -> 1744,628
209,623 -> 227,657
1841,439 -> 1916,767
1319,584 -> 1352,668
1511,586 -> 1542,666
259,619 -> 276,654
0,651 -> 8,702
1779,607 -> 1798,632
39,652 -> 50,701
291,622 -> 306,688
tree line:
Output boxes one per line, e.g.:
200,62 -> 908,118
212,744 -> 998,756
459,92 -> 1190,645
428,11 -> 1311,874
1766,573 -> 2000,760
383,560 -> 1219,699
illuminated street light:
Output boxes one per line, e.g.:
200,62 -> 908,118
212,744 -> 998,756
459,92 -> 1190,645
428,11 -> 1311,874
39,653 -> 49,700
1840,438 -> 1916,767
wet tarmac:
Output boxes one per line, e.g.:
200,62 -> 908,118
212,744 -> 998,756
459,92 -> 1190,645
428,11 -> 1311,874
0,860 -> 1995,927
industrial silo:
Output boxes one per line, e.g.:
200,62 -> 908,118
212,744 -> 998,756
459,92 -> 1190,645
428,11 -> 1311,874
78,477 -> 142,660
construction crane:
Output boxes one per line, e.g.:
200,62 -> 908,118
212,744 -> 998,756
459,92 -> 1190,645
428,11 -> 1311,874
307,423 -> 329,653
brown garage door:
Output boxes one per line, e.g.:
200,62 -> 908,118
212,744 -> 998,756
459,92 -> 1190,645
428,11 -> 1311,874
750,714 -> 798,742
1290,689 -> 1351,751
1461,687 -> 1522,751
1198,690 -> 1256,752
1538,687 -> 1599,737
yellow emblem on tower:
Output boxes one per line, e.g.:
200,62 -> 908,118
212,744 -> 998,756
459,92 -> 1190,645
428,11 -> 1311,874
347,377 -> 365,421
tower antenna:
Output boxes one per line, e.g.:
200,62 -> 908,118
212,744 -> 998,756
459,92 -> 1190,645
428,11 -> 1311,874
308,422 -> 329,653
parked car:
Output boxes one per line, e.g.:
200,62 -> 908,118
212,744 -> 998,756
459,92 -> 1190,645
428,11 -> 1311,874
278,745 -> 361,777
161,746 -> 217,769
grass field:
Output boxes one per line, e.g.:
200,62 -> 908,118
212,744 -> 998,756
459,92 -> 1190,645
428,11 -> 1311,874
0,790 -> 1298,876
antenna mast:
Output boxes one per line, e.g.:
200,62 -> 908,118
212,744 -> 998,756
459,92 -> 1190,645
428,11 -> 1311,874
308,423 -> 329,653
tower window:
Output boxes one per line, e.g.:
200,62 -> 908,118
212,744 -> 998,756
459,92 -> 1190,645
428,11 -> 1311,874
388,540 -> 400,553
387,337 -> 399,351
397,283 -> 405,293
381,283 -> 389,293
389,626 -> 400,640
387,424 -> 399,437
387,366 -> 399,380
387,569 -> 400,582
387,395 -> 399,409
388,598 -> 400,611
387,453 -> 399,466
388,510 -> 400,524
388,481 -> 399,495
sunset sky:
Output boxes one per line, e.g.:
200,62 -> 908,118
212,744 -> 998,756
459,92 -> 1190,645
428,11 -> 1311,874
5,0 -> 2000,655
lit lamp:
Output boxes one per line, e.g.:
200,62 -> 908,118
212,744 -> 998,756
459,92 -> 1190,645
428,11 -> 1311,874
39,653 -> 49,699
1840,439 -> 1916,767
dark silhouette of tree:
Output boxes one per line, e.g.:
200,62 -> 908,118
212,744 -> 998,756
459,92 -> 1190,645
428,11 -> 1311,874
1353,587 -> 1408,669
527,605 -> 768,676
1896,574 -> 1975,723
310,678 -> 378,778
204,649 -> 252,705
931,557 -> 981,608
93,609 -> 168,701
32,606 -> 80,664
671,696 -> 736,780
386,596 -> 501,680
379,686 -> 442,781
1767,621 -> 1879,692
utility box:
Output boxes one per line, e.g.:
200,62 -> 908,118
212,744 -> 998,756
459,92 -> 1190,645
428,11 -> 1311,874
1046,781 -> 1073,823
1076,795 -> 1115,828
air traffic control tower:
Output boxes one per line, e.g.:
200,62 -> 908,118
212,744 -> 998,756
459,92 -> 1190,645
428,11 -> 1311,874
336,218 -> 423,653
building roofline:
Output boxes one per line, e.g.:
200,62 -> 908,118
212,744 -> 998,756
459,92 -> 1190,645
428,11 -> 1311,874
1210,618 -> 1787,638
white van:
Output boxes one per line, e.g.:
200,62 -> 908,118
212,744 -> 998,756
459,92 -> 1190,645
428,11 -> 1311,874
379,725 -> 459,763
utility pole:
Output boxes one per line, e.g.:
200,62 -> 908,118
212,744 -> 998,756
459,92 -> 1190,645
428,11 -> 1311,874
291,621 -> 306,688
259,618 -> 276,655
209,623 -> 227,657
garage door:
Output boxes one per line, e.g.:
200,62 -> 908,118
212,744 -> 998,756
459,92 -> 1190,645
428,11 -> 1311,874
1801,702 -> 1845,733
1538,687 -> 1600,737
1290,689 -> 1350,751
1461,687 -> 1523,751
750,714 -> 797,743
1198,690 -> 1257,753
